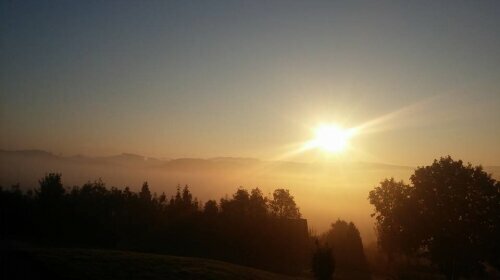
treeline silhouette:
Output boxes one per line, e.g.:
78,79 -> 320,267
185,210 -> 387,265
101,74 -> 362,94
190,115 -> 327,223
0,174 -> 310,274
310,219 -> 371,280
321,220 -> 369,275
5,156 -> 495,279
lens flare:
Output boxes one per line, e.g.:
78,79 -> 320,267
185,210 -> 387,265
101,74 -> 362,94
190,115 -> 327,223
308,124 -> 356,153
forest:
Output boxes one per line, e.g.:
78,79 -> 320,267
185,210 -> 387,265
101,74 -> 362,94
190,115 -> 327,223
1,173 -> 371,277
1,156 -> 499,279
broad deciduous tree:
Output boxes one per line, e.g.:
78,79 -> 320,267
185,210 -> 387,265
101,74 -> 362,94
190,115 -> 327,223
369,156 -> 500,278
270,188 -> 301,219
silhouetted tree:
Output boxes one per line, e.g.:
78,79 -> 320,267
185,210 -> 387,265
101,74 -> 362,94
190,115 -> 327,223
220,188 -> 250,217
168,185 -> 198,217
158,192 -> 167,205
204,200 -> 218,216
312,240 -> 335,280
249,188 -> 268,218
182,185 -> 192,205
270,188 -> 301,219
323,220 -> 369,273
0,184 -> 33,239
139,182 -> 152,202
369,156 -> 500,279
36,173 -> 65,202
368,178 -> 417,259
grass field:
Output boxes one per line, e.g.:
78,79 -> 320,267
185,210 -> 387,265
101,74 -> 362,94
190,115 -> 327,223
2,247 -> 310,280
3,246 -> 457,279
2,247 -> 383,280
0,246 -> 466,280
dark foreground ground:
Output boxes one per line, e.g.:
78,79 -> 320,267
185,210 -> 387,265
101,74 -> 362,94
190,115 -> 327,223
0,246 -> 384,280
1,247 -> 310,280
3,244 -> 497,279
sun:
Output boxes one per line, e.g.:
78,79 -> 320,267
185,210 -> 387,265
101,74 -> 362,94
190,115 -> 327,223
310,124 -> 355,153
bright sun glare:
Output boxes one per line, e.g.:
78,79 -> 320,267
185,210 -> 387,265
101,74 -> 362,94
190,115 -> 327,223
310,124 -> 355,153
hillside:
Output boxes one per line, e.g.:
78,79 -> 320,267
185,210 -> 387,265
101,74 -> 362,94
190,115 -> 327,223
3,247 -> 308,280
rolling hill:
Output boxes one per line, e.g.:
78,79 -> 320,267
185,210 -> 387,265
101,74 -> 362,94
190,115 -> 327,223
3,247 -> 308,280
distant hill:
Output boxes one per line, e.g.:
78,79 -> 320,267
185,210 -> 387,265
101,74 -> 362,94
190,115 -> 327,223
485,166 -> 500,177
3,247 -> 307,280
0,149 -> 57,159
0,149 -> 412,174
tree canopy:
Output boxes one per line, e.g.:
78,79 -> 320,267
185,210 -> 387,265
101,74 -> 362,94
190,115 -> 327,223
0,174 -> 308,275
269,188 -> 301,219
312,240 -> 335,280
369,156 -> 500,278
322,219 -> 369,274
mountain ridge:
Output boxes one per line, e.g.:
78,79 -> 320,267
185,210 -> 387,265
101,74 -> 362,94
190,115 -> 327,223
0,149 -> 414,169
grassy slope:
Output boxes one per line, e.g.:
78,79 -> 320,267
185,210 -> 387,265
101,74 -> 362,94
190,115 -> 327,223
3,248 -> 308,280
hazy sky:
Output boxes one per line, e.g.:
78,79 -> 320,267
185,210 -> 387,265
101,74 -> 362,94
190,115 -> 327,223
1,1 -> 500,165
